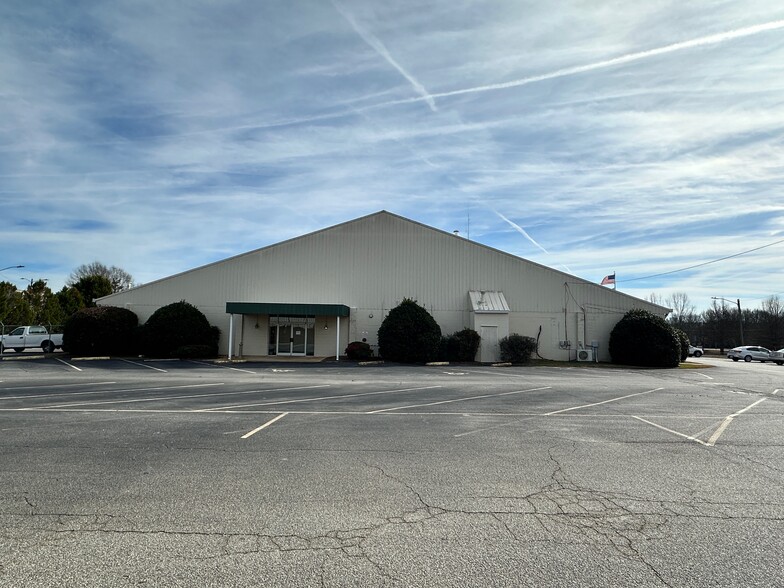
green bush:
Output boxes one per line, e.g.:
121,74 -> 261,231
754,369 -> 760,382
673,328 -> 690,362
377,298 -> 442,363
444,328 -> 481,362
62,306 -> 139,356
140,301 -> 220,358
345,340 -> 373,360
499,334 -> 537,364
609,309 -> 680,368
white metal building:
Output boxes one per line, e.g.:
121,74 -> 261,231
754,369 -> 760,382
98,211 -> 668,362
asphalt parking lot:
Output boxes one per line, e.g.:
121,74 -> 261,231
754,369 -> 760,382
1,356 -> 782,587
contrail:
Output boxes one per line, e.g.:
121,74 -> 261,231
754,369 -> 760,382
331,0 -> 437,112
493,209 -> 550,254
376,19 -> 784,106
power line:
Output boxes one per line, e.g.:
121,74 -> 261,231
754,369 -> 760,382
618,237 -> 784,283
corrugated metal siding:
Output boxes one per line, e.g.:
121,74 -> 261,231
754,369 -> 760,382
99,211 -> 667,358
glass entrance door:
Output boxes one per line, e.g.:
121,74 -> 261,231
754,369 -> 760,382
277,325 -> 293,355
291,325 -> 306,355
269,316 -> 315,356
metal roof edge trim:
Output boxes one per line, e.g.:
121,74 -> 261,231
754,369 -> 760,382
225,302 -> 350,316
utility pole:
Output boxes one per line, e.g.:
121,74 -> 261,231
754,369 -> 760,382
712,297 -> 744,346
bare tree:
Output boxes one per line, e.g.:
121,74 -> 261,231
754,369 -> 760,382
666,292 -> 695,323
761,295 -> 784,348
646,292 -> 664,306
762,295 -> 782,317
67,262 -> 134,293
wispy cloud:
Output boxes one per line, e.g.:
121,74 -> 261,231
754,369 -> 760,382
378,19 -> 784,107
492,209 -> 550,254
331,0 -> 437,112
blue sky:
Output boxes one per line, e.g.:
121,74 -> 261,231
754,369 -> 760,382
2,0 -> 783,312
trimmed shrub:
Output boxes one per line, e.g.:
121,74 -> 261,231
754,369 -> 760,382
345,340 -> 373,360
377,298 -> 442,363
609,309 -> 680,368
62,306 -> 139,356
499,334 -> 537,364
673,328 -> 690,362
444,328 -> 481,362
140,301 -> 220,358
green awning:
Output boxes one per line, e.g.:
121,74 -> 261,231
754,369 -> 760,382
225,302 -> 350,317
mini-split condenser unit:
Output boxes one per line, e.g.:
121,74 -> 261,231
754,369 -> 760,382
577,348 -> 594,362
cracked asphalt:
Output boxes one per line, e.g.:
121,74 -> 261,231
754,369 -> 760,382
0,356 -> 782,587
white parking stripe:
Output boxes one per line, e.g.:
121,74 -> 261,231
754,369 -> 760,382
27,383 -> 226,408
368,387 -> 551,414
0,382 -> 116,393
544,388 -> 664,415
707,397 -> 767,446
188,360 -> 256,374
55,358 -> 82,372
119,358 -> 167,372
241,413 -> 289,438
6,384 -> 340,409
198,385 -> 442,412
632,416 -> 709,446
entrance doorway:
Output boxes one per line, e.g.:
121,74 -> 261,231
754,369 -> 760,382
480,325 -> 499,363
268,316 -> 315,356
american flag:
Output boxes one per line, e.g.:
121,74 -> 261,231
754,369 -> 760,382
601,273 -> 616,286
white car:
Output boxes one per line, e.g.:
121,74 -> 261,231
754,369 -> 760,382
688,345 -> 703,358
727,346 -> 772,363
768,348 -> 784,366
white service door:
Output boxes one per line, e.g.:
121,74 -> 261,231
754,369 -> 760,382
480,326 -> 499,363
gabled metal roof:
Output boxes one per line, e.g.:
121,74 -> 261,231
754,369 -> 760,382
468,291 -> 510,313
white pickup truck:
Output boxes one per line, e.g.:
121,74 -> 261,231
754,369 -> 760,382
0,325 -> 63,354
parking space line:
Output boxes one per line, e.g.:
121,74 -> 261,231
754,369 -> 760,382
188,360 -> 256,374
367,386 -> 551,414
241,413 -> 289,438
197,385 -> 441,412
543,388 -> 664,416
774,389 -> 781,395
11,384 -> 348,410
706,397 -> 767,446
632,416 -> 709,446
54,358 -> 82,372
119,358 -> 168,372
465,368 -> 611,380
26,383 -> 226,409
0,382 -> 116,393
454,416 -> 538,438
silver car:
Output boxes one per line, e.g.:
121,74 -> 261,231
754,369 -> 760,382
727,346 -> 772,362
768,348 -> 784,366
